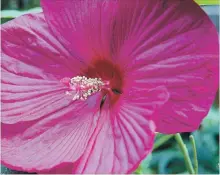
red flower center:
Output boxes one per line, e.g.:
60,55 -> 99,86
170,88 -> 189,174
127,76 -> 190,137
61,59 -> 125,106
82,58 -> 124,106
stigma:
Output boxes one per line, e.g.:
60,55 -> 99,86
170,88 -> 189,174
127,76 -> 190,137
64,76 -> 106,101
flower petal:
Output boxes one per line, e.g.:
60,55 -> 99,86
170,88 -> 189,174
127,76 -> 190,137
1,12 -> 90,124
1,13 -> 103,173
1,13 -> 85,79
41,0 -> 118,62
40,0 -> 218,134
1,13 -> 77,126
73,86 -> 169,173
2,92 -> 103,172
1,58 -> 72,124
109,0 -> 218,133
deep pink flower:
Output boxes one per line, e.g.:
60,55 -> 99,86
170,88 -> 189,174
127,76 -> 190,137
1,0 -> 218,174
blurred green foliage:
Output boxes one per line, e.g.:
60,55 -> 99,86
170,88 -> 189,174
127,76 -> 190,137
1,0 -> 40,10
138,106 -> 219,174
1,0 -> 219,174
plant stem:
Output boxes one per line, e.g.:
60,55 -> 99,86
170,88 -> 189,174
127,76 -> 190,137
153,134 -> 174,150
190,135 -> 198,174
175,133 -> 195,174
135,165 -> 142,174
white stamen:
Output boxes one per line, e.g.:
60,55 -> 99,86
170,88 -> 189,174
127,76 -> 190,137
65,76 -> 105,101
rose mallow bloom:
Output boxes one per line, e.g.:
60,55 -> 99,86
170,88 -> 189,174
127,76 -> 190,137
1,0 -> 218,174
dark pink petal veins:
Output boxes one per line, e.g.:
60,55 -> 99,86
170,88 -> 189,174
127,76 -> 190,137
1,13 -> 84,124
2,91 -> 104,172
1,13 -> 85,79
109,0 -> 218,133
2,101 -> 102,172
1,13 -> 102,172
41,0 -> 118,62
72,87 -> 169,173
41,0 -> 218,133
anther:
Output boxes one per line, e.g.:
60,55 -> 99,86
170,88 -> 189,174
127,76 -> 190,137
64,76 -> 106,101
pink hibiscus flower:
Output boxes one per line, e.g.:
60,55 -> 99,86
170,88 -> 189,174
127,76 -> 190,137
1,0 -> 218,174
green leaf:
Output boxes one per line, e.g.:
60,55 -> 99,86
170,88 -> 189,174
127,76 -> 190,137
151,150 -> 184,174
153,134 -> 174,150
1,18 -> 13,24
1,7 -> 42,18
202,107 -> 219,134
1,165 -> 33,174
194,0 -> 220,5
141,154 -> 152,173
